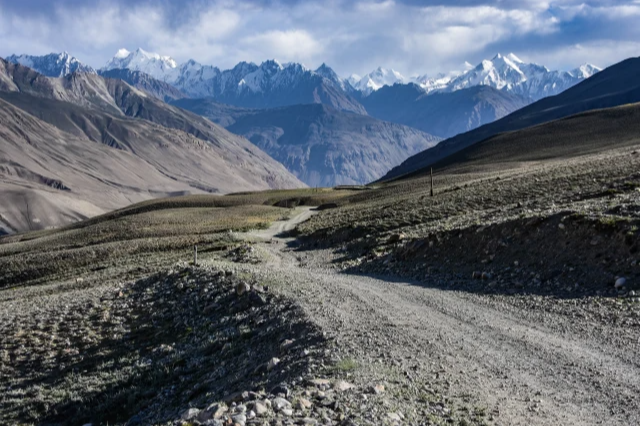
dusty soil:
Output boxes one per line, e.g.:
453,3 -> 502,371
0,264 -> 330,425
2,143 -> 639,425
204,207 -> 640,426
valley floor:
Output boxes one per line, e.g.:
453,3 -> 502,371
1,144 -> 640,425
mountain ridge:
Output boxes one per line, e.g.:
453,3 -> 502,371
100,49 -> 366,113
174,99 -> 442,186
382,56 -> 640,181
4,52 -> 95,77
361,83 -> 530,139
6,49 -> 599,103
0,58 -> 304,232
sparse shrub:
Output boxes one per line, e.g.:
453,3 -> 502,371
334,358 -> 358,372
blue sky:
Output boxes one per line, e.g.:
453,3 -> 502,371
1,0 -> 639,77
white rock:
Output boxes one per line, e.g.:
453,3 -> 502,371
231,413 -> 246,425
334,380 -> 355,392
387,412 -> 402,422
272,397 -> 292,411
267,357 -> 280,370
180,408 -> 200,420
281,408 -> 293,416
297,397 -> 313,409
615,277 -> 627,289
280,339 -> 295,351
197,403 -> 227,421
254,401 -> 269,416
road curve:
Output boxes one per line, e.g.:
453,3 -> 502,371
224,207 -> 640,426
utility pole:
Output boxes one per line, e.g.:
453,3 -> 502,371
23,195 -> 33,231
193,245 -> 198,266
430,167 -> 434,197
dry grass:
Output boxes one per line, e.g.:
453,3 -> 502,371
0,186 -> 357,290
0,203 -> 286,289
0,188 -> 356,245
0,185 -> 340,425
299,145 -> 640,247
0,267 -> 325,425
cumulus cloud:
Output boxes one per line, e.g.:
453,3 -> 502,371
240,30 -> 324,64
527,40 -> 640,69
0,0 -> 638,77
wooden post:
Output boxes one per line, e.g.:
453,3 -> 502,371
430,167 -> 434,197
194,245 -> 198,266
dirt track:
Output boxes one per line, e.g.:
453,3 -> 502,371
216,208 -> 640,425
246,206 -> 317,240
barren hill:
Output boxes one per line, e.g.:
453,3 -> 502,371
175,100 -> 442,186
421,102 -> 640,177
0,60 -> 304,233
383,56 -> 640,180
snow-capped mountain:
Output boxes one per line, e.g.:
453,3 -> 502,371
99,48 -> 599,105
172,59 -> 222,97
412,62 -> 474,93
445,53 -> 601,101
215,60 -> 365,113
347,74 -> 361,88
7,48 -> 600,110
4,52 -> 95,77
353,55 -> 599,101
314,63 -> 352,92
448,53 -> 531,91
412,73 -> 454,93
101,49 -> 365,113
570,64 -> 600,79
354,67 -> 406,95
103,48 -> 179,82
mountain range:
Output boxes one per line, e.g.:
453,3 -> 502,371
383,56 -> 640,181
96,48 -> 599,102
0,48 -> 610,233
4,49 -> 599,106
172,99 -> 441,186
101,49 -> 365,114
5,52 -> 96,78
442,53 -> 600,101
3,50 -> 600,139
0,58 -> 303,233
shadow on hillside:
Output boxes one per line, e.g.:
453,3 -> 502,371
7,268 -> 325,426
297,212 -> 640,300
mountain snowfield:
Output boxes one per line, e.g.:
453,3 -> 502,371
4,52 -> 96,78
353,67 -> 406,95
99,48 -> 599,101
104,48 -> 179,81
5,48 -> 600,103
444,53 -> 601,101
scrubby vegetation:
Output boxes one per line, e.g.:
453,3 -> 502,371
0,188 -> 356,290
298,145 -> 640,300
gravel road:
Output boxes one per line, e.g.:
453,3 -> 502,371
212,208 -> 640,425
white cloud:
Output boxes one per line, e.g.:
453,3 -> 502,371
355,0 -> 396,13
240,30 -> 324,64
528,40 -> 640,69
0,0 -> 638,78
